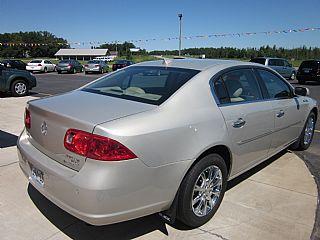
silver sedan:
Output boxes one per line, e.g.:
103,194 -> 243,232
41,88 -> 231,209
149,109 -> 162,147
18,59 -> 317,227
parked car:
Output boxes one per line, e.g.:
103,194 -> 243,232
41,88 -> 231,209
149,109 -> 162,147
250,57 -> 296,80
0,64 -> 36,96
84,60 -> 109,74
56,60 -> 83,74
0,59 -> 27,70
18,59 -> 317,228
26,59 -> 56,73
112,60 -> 134,71
296,60 -> 320,84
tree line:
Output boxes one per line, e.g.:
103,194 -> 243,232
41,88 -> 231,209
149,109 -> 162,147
0,31 -> 69,58
149,45 -> 320,60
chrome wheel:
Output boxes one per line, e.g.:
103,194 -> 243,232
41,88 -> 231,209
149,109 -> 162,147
192,165 -> 222,217
14,82 -> 27,95
290,72 -> 295,80
304,116 -> 315,145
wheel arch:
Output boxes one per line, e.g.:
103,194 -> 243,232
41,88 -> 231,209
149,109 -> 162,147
8,76 -> 29,90
311,107 -> 318,121
190,144 -> 233,179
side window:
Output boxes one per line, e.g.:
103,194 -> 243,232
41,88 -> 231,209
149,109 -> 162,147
257,69 -> 292,99
277,60 -> 284,66
214,78 -> 229,104
218,69 -> 262,103
268,59 -> 276,66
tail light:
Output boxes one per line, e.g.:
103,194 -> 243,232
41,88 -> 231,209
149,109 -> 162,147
38,64 -> 42,66
95,64 -> 99,67
64,129 -> 137,161
68,64 -> 72,68
84,64 -> 88,67
25,108 -> 31,129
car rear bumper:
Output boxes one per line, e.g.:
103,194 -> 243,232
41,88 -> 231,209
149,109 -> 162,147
297,74 -> 320,81
17,129 -> 189,225
26,66 -> 43,71
84,67 -> 100,72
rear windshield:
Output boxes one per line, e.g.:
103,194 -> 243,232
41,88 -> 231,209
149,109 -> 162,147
30,60 -> 42,63
250,58 -> 266,65
88,60 -> 100,64
82,66 -> 199,105
59,60 -> 71,63
300,61 -> 320,69
115,60 -> 127,64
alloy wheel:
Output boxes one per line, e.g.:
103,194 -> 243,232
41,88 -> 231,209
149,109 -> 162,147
304,116 -> 315,145
191,165 -> 222,217
14,82 -> 27,95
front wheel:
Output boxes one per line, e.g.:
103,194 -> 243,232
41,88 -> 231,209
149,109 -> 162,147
291,112 -> 316,150
11,79 -> 28,97
177,154 -> 227,227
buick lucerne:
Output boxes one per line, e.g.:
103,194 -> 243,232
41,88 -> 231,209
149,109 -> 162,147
18,59 -> 317,227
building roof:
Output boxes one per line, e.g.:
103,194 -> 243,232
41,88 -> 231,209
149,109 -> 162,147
55,49 -> 108,56
134,58 -> 257,71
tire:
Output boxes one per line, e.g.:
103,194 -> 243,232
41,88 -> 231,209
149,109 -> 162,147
291,111 -> 316,151
11,79 -> 28,97
53,66 -> 56,72
43,67 -> 47,73
100,68 -> 104,74
297,77 -> 305,84
177,153 -> 227,228
57,70 -> 61,74
73,68 -> 77,74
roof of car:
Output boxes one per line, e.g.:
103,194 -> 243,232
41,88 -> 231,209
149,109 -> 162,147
134,58 -> 258,71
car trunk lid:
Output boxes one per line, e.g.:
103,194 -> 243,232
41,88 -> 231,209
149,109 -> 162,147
26,90 -> 155,171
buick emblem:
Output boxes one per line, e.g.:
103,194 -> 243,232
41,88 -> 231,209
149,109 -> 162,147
40,121 -> 48,135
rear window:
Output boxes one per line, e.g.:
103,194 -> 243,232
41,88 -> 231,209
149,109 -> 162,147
250,58 -> 266,65
82,66 -> 199,105
300,61 -> 320,69
88,60 -> 100,64
115,60 -> 127,64
30,60 -> 42,63
59,60 -> 71,63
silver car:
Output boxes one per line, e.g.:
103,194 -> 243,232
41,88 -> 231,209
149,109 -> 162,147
18,59 -> 317,227
250,57 -> 297,80
84,60 -> 109,74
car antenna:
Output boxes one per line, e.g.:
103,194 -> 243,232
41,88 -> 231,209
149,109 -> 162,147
162,57 -> 172,66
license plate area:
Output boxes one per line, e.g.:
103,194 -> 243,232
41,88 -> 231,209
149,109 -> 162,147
30,165 -> 44,187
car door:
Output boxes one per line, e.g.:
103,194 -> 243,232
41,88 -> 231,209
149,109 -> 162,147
255,69 -> 306,153
282,60 -> 292,78
213,68 -> 274,174
0,65 -> 4,90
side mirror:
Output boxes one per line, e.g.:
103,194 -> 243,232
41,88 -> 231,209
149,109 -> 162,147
295,87 -> 309,96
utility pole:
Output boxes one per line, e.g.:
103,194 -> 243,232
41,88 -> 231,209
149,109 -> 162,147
178,13 -> 183,56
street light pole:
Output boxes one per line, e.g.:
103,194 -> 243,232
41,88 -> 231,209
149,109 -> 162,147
178,13 -> 183,56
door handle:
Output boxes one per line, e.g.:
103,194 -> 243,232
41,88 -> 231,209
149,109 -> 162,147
232,118 -> 246,128
276,110 -> 285,118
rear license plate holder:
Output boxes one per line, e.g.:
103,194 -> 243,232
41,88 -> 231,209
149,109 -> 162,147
30,165 -> 44,187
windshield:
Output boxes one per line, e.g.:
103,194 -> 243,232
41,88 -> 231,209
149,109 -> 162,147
250,58 -> 266,65
300,61 -> 320,69
82,66 -> 199,105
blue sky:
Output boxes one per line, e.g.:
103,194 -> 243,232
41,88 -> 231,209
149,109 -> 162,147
0,0 -> 319,51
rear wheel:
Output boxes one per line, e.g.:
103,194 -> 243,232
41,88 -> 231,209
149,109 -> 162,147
177,154 -> 227,227
43,67 -> 47,73
73,68 -> 77,74
11,79 -> 28,97
291,112 -> 316,150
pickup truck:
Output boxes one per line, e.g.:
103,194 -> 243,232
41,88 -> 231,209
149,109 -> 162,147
0,65 -> 37,96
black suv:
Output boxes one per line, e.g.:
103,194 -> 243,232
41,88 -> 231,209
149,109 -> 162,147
56,60 -> 83,74
0,65 -> 36,96
297,60 -> 320,84
0,59 -> 27,70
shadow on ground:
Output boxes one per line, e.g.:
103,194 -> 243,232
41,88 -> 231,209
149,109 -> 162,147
0,130 -> 18,148
27,150 -> 287,240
